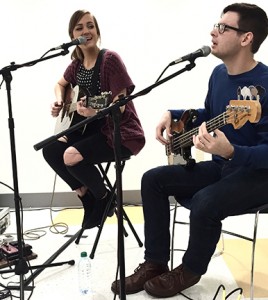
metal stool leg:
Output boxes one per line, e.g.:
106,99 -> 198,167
170,201 -> 190,270
249,211 -> 259,300
76,159 -> 143,259
90,160 -> 143,258
75,228 -> 85,245
122,208 -> 143,247
170,200 -> 177,270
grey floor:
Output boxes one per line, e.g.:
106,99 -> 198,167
0,206 -> 267,300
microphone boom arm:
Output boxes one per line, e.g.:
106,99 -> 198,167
0,49 -> 69,75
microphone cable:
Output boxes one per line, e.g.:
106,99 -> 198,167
155,64 -> 171,83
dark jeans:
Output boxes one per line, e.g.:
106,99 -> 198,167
42,132 -> 132,200
142,160 -> 268,275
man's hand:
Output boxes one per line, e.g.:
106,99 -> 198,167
193,122 -> 234,159
156,111 -> 172,145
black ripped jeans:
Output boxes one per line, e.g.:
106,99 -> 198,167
42,131 -> 132,200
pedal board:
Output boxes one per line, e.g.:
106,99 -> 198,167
0,241 -> 33,259
0,208 -> 38,269
0,241 -> 37,269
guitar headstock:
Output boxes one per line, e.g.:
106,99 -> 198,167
86,91 -> 112,109
226,100 -> 261,129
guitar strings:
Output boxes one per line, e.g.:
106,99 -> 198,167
166,101 -> 256,156
168,111 -> 230,153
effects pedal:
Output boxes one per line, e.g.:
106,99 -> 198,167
0,241 -> 33,260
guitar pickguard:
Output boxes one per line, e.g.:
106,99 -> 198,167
167,109 -> 198,168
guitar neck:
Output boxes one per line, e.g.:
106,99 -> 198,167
64,96 -> 106,115
175,111 -> 227,148
166,99 -> 261,159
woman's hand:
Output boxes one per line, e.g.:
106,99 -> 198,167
77,98 -> 98,117
51,100 -> 63,117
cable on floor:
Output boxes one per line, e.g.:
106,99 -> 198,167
212,284 -> 243,300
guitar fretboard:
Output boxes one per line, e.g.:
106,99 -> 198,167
174,111 -> 228,150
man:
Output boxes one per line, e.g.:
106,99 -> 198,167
112,3 -> 268,298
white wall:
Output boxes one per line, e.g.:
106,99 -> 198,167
0,0 -> 268,194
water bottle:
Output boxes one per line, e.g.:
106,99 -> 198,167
78,251 -> 91,296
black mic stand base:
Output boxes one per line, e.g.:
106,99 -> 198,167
0,229 -> 79,291
22,229 -> 80,287
4,260 -> 75,291
0,51 -> 76,299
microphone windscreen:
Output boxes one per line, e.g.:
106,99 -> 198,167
201,46 -> 211,57
78,36 -> 87,45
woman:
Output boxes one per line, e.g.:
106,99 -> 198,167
43,9 -> 145,229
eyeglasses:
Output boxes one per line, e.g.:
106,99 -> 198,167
214,23 -> 248,34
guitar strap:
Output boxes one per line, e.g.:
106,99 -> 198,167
81,48 -> 107,134
90,48 -> 107,96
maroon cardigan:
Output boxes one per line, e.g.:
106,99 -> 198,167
63,49 -> 145,155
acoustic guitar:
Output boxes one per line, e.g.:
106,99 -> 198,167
54,84 -> 111,134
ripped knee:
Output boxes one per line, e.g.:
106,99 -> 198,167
63,146 -> 84,166
58,135 -> 68,143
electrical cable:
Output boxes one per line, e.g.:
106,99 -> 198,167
226,287 -> 243,299
0,182 -> 14,192
212,284 -> 243,300
0,283 -> 12,299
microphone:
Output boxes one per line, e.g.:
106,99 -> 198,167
170,46 -> 211,66
51,36 -> 87,51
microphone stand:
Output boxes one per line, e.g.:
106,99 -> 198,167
0,48 -> 76,300
33,60 -> 197,299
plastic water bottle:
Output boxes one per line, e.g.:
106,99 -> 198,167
78,251 -> 91,296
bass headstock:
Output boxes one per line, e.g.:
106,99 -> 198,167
226,100 -> 261,129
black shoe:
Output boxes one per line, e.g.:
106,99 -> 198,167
106,190 -> 116,217
83,190 -> 116,229
78,192 -> 95,228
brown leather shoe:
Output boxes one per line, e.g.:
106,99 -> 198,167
144,264 -> 201,298
111,261 -> 169,295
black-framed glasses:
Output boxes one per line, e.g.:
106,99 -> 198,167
214,23 -> 248,34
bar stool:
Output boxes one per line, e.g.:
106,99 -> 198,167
75,157 -> 143,259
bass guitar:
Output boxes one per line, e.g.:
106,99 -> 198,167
54,84 -> 111,134
166,100 -> 261,167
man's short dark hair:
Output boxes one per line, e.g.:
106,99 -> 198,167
223,3 -> 268,53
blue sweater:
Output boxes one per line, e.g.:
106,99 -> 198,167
170,62 -> 268,169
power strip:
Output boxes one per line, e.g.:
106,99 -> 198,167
0,208 -> 10,235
